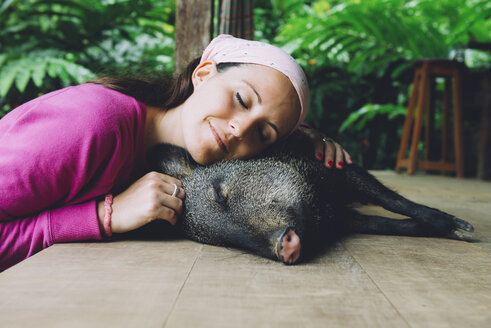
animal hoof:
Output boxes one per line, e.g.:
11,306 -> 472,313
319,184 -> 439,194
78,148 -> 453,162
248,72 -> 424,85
452,229 -> 473,241
454,217 -> 474,232
278,228 -> 301,265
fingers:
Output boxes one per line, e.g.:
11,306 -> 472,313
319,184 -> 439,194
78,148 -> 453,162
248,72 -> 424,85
323,140 -> 334,168
144,172 -> 185,198
343,149 -> 353,164
145,190 -> 183,226
334,142 -> 344,169
144,171 -> 185,225
322,140 -> 345,169
155,198 -> 181,225
319,139 -> 352,169
164,181 -> 185,199
158,183 -> 184,224
151,171 -> 183,188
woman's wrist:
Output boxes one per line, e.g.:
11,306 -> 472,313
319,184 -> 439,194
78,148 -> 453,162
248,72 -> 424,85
97,200 -> 106,236
103,194 -> 113,237
96,195 -> 114,238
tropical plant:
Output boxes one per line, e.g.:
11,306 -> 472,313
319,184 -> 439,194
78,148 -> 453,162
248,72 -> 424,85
339,103 -> 407,133
0,0 -> 176,116
273,0 -> 490,168
277,0 -> 491,76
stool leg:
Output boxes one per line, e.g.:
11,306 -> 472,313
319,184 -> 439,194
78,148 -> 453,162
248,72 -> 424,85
442,78 -> 451,162
408,63 -> 430,175
425,77 -> 436,162
453,69 -> 464,178
396,68 -> 420,172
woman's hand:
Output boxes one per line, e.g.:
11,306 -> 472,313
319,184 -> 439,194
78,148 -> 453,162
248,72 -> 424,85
298,125 -> 352,169
97,172 -> 185,234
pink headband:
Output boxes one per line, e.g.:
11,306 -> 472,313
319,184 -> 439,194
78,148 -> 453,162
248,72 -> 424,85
199,34 -> 309,131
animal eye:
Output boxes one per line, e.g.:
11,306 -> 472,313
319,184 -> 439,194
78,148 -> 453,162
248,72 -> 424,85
214,185 -> 227,205
211,178 -> 228,205
235,92 -> 248,109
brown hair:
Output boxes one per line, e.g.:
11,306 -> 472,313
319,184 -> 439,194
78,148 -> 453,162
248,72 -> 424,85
88,58 -> 243,110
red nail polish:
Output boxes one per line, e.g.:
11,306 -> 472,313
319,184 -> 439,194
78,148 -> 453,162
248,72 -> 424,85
327,160 -> 332,167
316,152 -> 322,160
338,161 -> 343,167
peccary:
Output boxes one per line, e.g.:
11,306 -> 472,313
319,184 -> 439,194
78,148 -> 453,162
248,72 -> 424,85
147,131 -> 474,265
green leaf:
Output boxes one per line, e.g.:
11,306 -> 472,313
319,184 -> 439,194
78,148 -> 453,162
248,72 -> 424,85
0,0 -> 16,15
47,61 -> 59,78
339,104 -> 407,133
14,62 -> 31,92
31,60 -> 47,87
0,62 -> 19,97
57,64 -> 70,84
63,61 -> 95,83
0,54 -> 7,66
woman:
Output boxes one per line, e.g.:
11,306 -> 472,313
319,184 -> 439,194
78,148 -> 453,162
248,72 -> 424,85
0,35 -> 351,271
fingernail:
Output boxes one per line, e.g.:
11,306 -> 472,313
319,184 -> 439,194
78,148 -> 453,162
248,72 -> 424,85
327,160 -> 332,167
316,152 -> 322,160
338,161 -> 343,167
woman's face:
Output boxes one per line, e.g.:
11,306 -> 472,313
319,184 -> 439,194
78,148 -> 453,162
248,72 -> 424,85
179,62 -> 301,165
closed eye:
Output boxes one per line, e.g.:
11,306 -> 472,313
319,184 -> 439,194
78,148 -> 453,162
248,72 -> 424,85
258,126 -> 268,143
236,92 -> 248,109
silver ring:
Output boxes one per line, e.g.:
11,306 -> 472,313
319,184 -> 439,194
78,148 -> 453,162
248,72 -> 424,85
322,137 -> 334,143
171,183 -> 179,197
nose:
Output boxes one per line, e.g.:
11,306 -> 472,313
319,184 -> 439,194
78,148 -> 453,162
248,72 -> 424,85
228,115 -> 255,138
277,228 -> 301,265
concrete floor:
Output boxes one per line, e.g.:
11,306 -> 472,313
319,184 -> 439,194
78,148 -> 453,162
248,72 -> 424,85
1,171 -> 490,327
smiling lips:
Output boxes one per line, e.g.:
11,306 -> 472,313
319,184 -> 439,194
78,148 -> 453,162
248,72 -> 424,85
209,121 -> 229,153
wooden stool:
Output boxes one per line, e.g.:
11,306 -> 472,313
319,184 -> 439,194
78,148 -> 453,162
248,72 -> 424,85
395,59 -> 465,177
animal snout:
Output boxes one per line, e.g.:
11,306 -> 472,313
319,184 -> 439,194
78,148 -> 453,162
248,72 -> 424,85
276,228 -> 301,265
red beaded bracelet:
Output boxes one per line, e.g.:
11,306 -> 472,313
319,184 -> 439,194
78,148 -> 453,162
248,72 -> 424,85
103,194 -> 113,238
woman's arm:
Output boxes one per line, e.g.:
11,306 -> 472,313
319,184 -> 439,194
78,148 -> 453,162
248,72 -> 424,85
0,84 -> 185,270
0,201 -> 102,271
0,85 -> 131,270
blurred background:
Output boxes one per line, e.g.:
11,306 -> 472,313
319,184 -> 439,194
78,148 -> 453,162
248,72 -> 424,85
1,0 -> 490,173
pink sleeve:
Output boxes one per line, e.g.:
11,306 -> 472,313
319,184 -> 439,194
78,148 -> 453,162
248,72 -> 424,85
0,201 -> 102,271
0,84 -> 143,270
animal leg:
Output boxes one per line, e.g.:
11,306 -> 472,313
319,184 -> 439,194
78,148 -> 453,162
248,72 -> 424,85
341,209 -> 440,237
341,165 -> 474,240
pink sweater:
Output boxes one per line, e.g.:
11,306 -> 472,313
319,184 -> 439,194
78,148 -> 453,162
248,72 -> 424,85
0,83 -> 147,271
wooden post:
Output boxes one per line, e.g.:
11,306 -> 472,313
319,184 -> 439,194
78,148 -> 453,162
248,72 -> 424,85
477,77 -> 491,180
441,78 -> 451,162
452,67 -> 464,178
174,0 -> 214,75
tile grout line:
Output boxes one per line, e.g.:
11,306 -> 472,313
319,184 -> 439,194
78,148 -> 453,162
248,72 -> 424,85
342,240 -> 413,328
162,244 -> 203,328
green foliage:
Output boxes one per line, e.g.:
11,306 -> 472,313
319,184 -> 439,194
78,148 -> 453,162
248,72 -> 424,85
271,0 -> 490,169
1,0 -> 490,169
339,104 -> 407,133
0,51 -> 95,98
277,0 -> 491,75
0,0 -> 175,116
254,0 -> 306,41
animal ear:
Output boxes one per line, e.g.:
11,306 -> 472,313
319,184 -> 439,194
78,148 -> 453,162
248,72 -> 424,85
146,144 -> 197,179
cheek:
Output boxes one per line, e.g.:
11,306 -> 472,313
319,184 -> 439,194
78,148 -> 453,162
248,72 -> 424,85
194,86 -> 233,116
233,142 -> 266,160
